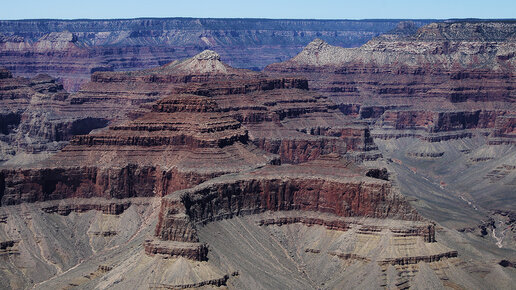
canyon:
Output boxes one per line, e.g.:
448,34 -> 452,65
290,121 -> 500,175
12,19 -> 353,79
0,19 -> 514,289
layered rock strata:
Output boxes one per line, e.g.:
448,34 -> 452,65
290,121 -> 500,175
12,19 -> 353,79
266,21 -> 516,142
0,92 -> 277,206
0,18 -> 432,91
152,156 -> 424,260
0,21 -> 513,289
0,51 -> 313,165
68,50 -> 380,163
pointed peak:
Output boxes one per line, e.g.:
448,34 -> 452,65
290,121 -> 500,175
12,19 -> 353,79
309,38 -> 327,45
305,38 -> 330,51
194,50 -> 221,61
162,49 -> 230,74
284,38 -> 352,67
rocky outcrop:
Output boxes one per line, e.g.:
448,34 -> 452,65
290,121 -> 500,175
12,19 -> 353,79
0,239 -> 19,256
378,251 -> 458,266
489,115 -> 516,144
144,239 -> 209,261
258,216 -> 436,242
40,199 -> 145,216
149,273 -> 236,289
499,260 -> 516,268
390,225 -> 436,242
329,252 -> 370,262
258,216 -> 350,231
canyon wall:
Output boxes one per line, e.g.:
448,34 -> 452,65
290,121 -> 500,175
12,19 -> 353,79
0,18 -> 433,91
266,21 -> 516,143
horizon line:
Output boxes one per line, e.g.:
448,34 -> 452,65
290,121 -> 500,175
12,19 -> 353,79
1,16 -> 516,22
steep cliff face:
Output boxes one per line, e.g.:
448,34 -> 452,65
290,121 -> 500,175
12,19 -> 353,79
159,174 -> 419,239
153,156 -> 424,260
0,18 -> 433,91
0,166 -> 157,206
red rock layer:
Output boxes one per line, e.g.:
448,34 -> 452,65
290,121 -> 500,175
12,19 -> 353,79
489,115 -> 516,144
155,157 -> 421,244
0,166 -> 156,206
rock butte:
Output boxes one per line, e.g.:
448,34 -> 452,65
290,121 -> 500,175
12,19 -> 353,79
0,20 -> 515,289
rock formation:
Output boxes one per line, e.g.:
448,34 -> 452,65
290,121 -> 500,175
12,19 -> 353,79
153,155 -> 425,259
266,21 -> 516,143
0,49 -> 436,273
67,50 -> 381,163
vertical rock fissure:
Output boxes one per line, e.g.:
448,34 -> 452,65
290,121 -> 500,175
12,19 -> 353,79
0,172 -> 5,206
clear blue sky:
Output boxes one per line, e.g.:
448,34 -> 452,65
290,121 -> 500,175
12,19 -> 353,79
1,0 -> 515,20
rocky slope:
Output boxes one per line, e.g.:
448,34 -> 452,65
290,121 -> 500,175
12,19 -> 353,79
0,18 -> 433,91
